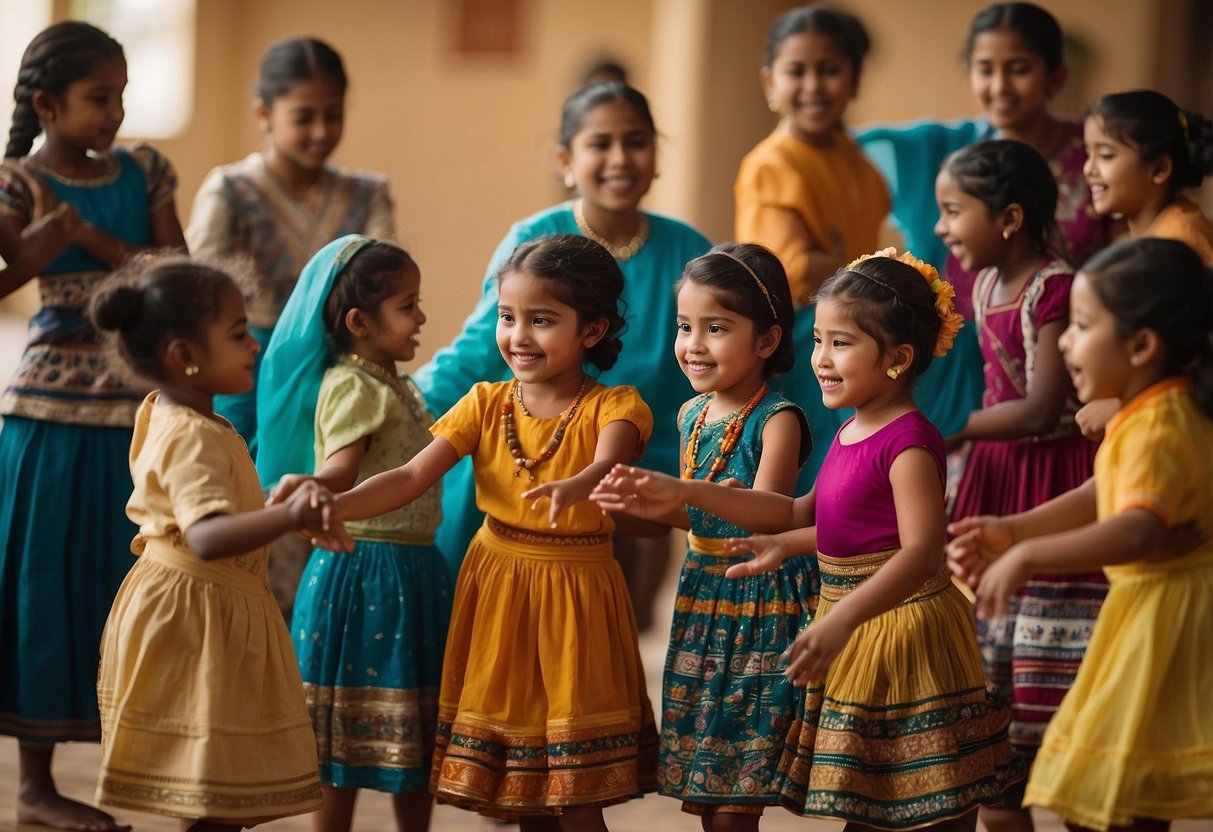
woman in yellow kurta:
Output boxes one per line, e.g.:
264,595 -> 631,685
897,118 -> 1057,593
89,257 -> 334,828
285,235 -> 658,830
949,238 -> 1213,831
734,7 -> 891,485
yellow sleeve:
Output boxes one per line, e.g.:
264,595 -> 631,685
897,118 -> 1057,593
598,385 -> 654,462
430,381 -> 494,458
156,427 -> 241,532
735,149 -> 816,299
1110,415 -> 1195,526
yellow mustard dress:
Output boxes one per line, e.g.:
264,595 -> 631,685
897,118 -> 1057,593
95,393 -> 322,822
1024,379 -> 1213,829
428,380 -> 658,818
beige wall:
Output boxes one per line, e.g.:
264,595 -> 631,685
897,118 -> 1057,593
3,0 -> 1208,366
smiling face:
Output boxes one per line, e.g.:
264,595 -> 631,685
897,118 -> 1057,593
762,30 -> 858,145
674,280 -> 773,402
41,53 -> 127,152
934,167 -> 1009,271
496,269 -> 600,387
1082,115 -> 1159,220
193,283 -> 260,395
812,296 -> 898,410
257,75 -> 345,174
557,99 -> 656,215
968,27 -> 1061,134
1058,271 -> 1133,403
357,264 -> 425,365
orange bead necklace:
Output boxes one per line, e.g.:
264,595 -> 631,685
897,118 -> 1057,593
500,376 -> 592,480
681,384 -> 767,481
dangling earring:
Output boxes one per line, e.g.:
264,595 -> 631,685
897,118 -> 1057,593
563,173 -> 575,189
1002,228 -> 1013,240
185,365 -> 200,377
768,101 -> 780,114
886,366 -> 901,380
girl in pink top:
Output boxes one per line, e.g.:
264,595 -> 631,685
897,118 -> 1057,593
596,250 -> 1013,830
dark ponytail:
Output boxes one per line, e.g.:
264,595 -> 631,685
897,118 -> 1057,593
7,21 -> 123,159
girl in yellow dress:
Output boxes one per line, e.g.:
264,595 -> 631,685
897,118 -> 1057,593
286,233 -> 657,830
950,238 -> 1213,832
89,256 -> 339,830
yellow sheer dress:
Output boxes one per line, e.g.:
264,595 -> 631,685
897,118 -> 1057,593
95,393 -> 321,822
1025,379 -> 1213,829
428,380 -> 658,818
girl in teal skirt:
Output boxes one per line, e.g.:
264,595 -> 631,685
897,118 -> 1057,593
258,235 -> 451,832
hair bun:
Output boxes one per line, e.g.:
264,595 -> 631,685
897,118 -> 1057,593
91,283 -> 143,331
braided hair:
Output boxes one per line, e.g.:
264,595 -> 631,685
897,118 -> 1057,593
7,21 -> 124,159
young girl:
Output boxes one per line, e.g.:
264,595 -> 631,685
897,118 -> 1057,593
413,81 -> 709,629
282,234 -> 658,830
596,250 -> 1013,831
950,238 -> 1213,832
187,35 -> 396,618
936,139 -> 1103,832
0,21 -> 185,831
655,243 -> 816,826
187,36 -> 396,448
1076,91 -> 1213,440
734,5 -> 893,483
89,256 -> 332,829
257,235 -> 451,832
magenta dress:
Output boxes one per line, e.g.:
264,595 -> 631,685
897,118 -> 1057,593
946,121 -> 1108,319
777,412 -> 1013,830
950,260 -> 1105,792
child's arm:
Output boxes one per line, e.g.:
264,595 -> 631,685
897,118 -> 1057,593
784,447 -> 944,686
947,319 -> 1070,447
947,478 -> 1097,586
1075,398 -> 1121,441
973,506 -> 1170,619
268,438 -> 371,503
334,437 -> 460,522
522,420 -> 641,527
73,194 -> 186,264
0,203 -> 79,299
186,479 -> 337,560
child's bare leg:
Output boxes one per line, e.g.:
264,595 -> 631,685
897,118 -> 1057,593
390,788 -> 433,832
313,784 -> 358,832
982,807 -> 1035,832
16,741 -> 130,832
558,805 -> 608,832
706,810 -> 761,832
845,809 -> 977,832
519,815 -> 561,832
1067,821 -> 1170,832
179,820 -> 243,832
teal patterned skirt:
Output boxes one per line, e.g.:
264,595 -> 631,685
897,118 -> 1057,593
292,538 -> 452,792
659,533 -> 818,809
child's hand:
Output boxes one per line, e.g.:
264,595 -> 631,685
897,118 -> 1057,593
946,515 -> 1016,588
783,615 -> 851,687
1075,398 -> 1119,442
723,534 -> 789,578
522,479 -> 585,528
973,545 -> 1033,619
1155,520 -> 1205,560
20,202 -> 78,262
266,473 -> 315,506
590,464 -> 684,518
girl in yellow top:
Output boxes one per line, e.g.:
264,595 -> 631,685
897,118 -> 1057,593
286,234 -> 657,830
89,256 -> 338,830
735,6 -> 893,484
950,238 -> 1213,832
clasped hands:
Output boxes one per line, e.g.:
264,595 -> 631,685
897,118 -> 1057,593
267,475 -> 354,551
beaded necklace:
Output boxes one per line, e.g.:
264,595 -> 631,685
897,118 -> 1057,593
340,352 -> 428,426
500,376 -> 592,480
573,200 -> 650,261
681,384 -> 768,481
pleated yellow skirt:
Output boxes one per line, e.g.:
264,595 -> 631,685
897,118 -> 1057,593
777,550 -> 1015,830
430,519 -> 658,818
1024,549 -> 1213,830
96,540 -> 321,823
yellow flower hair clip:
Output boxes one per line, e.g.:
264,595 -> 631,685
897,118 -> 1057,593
846,247 -> 964,357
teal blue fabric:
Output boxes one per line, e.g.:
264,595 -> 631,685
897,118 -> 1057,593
0,419 -> 136,741
256,234 -> 375,489
854,119 -> 988,440
662,390 -> 818,804
412,202 -> 712,571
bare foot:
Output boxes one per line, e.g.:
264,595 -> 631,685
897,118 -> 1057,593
17,791 -> 132,832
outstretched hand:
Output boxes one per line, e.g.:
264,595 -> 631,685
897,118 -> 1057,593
945,515 -> 1016,589
285,481 -> 354,552
972,546 -> 1033,619
590,464 -> 685,519
722,534 -> 790,579
266,473 -> 315,507
783,614 -> 852,687
522,478 -> 588,527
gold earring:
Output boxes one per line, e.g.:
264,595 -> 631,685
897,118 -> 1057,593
768,101 -> 780,114
563,173 -> 575,189
1002,229 -> 1013,240
185,365 -> 199,377
886,366 -> 901,380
